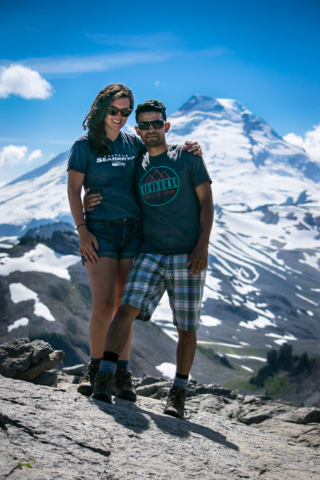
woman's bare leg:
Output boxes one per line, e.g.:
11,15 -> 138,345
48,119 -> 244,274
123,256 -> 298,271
114,258 -> 134,361
85,257 -> 118,359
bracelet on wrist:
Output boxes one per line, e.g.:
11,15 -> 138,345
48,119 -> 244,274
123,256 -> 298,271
76,223 -> 86,230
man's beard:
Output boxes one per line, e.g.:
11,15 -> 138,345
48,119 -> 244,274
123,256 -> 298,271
144,135 -> 162,147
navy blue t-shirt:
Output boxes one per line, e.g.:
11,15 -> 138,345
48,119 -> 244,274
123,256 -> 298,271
136,145 -> 212,255
67,132 -> 146,220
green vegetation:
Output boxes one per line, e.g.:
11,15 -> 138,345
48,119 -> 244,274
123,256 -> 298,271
262,374 -> 293,397
17,459 -> 35,469
197,345 -> 234,369
249,343 -> 314,388
18,235 -> 39,246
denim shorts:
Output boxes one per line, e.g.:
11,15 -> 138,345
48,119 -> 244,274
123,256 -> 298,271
82,218 -> 143,264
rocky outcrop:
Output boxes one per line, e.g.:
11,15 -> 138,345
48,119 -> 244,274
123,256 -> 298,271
0,338 -> 65,386
56,372 -> 320,451
1,375 -> 320,479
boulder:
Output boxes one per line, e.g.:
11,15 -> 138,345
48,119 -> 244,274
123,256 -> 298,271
139,375 -> 165,387
193,385 -> 233,396
135,381 -> 171,397
33,370 -> 58,387
62,364 -> 85,376
243,395 -> 273,405
30,340 -> 54,364
0,338 -> 33,378
278,408 -> 320,424
14,350 -> 65,382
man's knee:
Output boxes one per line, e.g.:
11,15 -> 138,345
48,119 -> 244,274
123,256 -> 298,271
177,328 -> 197,341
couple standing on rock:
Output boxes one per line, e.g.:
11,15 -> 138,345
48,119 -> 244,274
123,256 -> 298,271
67,83 -> 214,419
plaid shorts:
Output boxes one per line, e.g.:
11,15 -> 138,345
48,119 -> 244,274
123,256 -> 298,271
120,253 -> 207,332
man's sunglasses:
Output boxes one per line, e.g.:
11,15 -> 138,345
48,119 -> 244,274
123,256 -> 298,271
107,106 -> 132,117
138,120 -> 165,130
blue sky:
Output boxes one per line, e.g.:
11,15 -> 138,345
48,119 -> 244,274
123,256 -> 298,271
0,0 -> 319,183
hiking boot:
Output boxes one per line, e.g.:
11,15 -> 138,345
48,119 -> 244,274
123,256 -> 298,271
163,386 -> 187,419
114,368 -> 136,402
77,362 -> 100,396
91,371 -> 114,404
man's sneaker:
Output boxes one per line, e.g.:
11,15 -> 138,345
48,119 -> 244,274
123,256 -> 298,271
91,371 -> 114,404
163,386 -> 187,419
114,368 -> 136,402
77,362 -> 100,396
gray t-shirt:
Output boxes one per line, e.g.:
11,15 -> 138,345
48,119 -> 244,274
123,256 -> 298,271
67,132 -> 146,220
136,145 -> 212,255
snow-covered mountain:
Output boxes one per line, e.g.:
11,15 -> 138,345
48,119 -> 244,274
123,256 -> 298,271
0,95 -> 319,376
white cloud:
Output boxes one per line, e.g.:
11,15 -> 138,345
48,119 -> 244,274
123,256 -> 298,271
283,133 -> 305,149
284,124 -> 320,161
28,149 -> 42,161
86,33 -> 181,48
0,64 -> 53,99
0,145 -> 42,167
0,145 -> 27,166
22,52 -> 171,74
8,44 -> 230,76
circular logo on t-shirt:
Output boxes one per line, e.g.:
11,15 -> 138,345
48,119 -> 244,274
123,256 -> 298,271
139,166 -> 180,206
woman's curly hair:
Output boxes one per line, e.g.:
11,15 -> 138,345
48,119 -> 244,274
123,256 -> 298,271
82,84 -> 134,157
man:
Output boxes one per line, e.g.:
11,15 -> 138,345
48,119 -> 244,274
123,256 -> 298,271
91,100 -> 214,419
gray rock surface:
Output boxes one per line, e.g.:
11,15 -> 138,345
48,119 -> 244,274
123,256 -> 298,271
55,372 -> 320,451
33,370 -> 58,387
29,340 -> 53,364
0,338 -> 56,378
1,375 -> 320,479
135,381 -> 171,397
139,375 -> 166,387
13,350 -> 65,382
62,364 -> 85,376
0,338 -> 34,378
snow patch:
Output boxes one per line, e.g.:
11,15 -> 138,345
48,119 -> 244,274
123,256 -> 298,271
239,315 -> 277,330
155,362 -> 176,379
7,317 -> 29,332
0,244 -> 79,280
9,282 -> 55,322
295,293 -> 318,306
241,365 -> 254,373
265,333 -> 297,344
299,253 -> 320,270
200,315 -> 222,327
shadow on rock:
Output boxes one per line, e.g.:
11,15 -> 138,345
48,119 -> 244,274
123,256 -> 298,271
90,397 -> 238,451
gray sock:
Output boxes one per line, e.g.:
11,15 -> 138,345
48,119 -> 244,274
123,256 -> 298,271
172,374 -> 189,390
99,360 -> 117,375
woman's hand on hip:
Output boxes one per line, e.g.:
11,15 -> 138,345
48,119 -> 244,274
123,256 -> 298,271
78,227 -> 99,264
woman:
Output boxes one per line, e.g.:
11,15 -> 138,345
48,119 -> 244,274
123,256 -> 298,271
67,84 -> 201,401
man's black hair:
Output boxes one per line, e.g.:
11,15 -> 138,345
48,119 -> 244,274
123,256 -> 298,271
135,99 -> 167,123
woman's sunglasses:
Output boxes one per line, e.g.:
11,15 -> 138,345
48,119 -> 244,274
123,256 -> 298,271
137,120 -> 165,130
107,106 -> 132,117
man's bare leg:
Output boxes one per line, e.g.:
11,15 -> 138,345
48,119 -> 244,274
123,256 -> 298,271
176,328 -> 197,375
105,304 -> 141,355
163,328 -> 197,419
